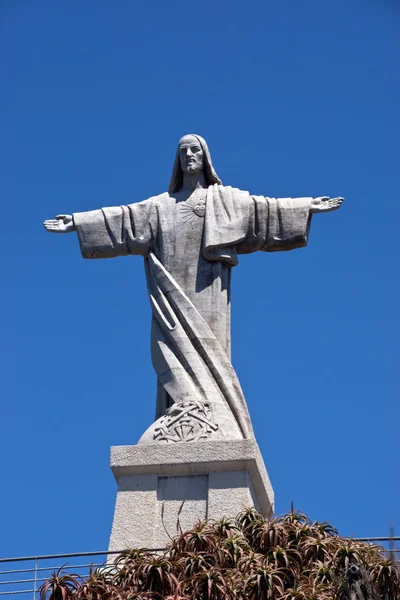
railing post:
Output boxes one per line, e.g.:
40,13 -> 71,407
33,558 -> 38,600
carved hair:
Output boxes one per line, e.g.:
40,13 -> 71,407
168,134 -> 222,193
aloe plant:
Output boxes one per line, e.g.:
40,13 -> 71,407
39,510 -> 399,600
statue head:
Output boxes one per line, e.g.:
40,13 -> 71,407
169,134 -> 222,193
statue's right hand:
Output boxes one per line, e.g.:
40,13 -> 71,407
43,214 -> 76,233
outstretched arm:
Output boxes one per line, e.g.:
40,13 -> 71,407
236,193 -> 345,256
43,201 -> 154,259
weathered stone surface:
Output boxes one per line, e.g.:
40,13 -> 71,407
108,439 -> 274,550
43,135 -> 343,549
43,134 -> 343,444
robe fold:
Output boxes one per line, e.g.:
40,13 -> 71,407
73,185 -> 312,443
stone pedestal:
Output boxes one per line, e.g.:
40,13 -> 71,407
108,439 -> 274,551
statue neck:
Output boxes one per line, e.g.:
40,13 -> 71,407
181,171 -> 207,191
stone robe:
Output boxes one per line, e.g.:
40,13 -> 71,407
73,184 -> 312,444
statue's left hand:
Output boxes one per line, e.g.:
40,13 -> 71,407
43,214 -> 76,233
310,197 -> 344,214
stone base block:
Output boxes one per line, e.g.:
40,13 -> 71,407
108,439 -> 274,551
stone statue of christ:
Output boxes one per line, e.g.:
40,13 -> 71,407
44,135 -> 343,444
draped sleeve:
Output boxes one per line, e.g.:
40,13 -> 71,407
73,198 -> 155,259
237,195 -> 313,255
202,185 -> 312,262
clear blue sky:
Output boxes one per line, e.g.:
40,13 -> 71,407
1,0 -> 398,558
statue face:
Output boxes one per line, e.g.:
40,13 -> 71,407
178,135 -> 204,174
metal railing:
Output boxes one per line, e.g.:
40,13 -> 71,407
0,538 -> 398,599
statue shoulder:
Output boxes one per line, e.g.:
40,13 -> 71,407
214,184 -> 248,193
148,191 -> 170,203
126,191 -> 169,210
215,184 -> 250,201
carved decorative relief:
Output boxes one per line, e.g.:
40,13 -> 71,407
153,399 -> 218,443
180,196 -> 206,228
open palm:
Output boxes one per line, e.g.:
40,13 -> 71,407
43,214 -> 75,233
311,196 -> 344,214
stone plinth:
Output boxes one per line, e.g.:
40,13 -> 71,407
108,439 -> 274,551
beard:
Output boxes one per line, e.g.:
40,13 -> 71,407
182,162 -> 203,174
